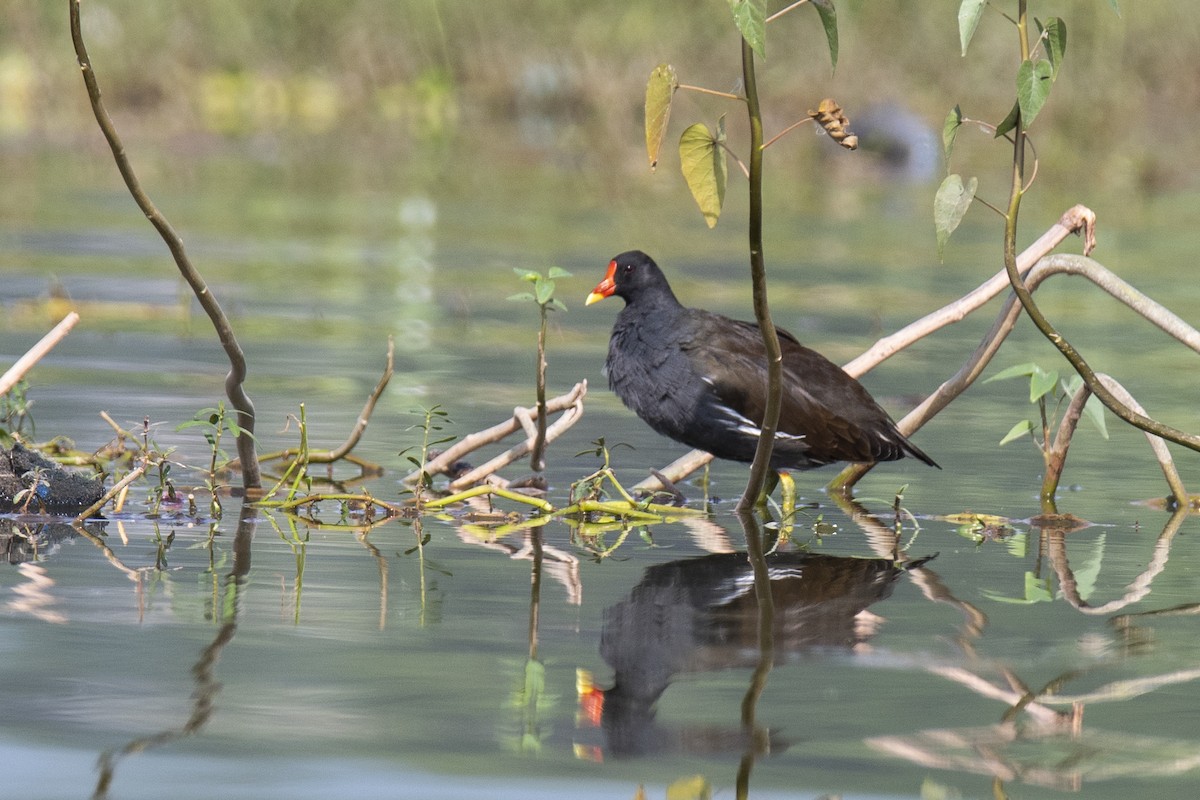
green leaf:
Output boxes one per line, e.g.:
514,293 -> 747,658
1038,17 -> 1067,80
549,298 -> 568,313
534,278 -> 555,305
999,418 -> 1033,446
942,104 -> 963,162
984,362 -> 1041,383
547,266 -> 572,279
1106,0 -> 1121,17
1017,58 -> 1054,127
958,0 -> 987,56
507,292 -> 535,303
512,267 -> 539,282
1083,393 -> 1109,439
644,64 -> 678,171
1029,367 -> 1059,402
727,0 -> 766,59
811,0 -> 838,71
994,100 -> 1020,138
933,173 -> 977,260
679,122 -> 727,228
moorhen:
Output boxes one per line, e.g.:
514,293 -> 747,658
585,250 -> 937,473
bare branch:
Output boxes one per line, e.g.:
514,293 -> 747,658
69,1 -> 261,492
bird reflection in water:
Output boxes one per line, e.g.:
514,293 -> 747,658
576,550 -> 934,760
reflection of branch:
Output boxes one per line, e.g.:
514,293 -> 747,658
72,523 -> 140,580
1047,507 -> 1187,615
92,504 -> 256,799
455,522 -> 582,606
735,510 -> 775,798
93,621 -> 237,799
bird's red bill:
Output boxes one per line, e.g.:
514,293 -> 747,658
585,260 -> 618,305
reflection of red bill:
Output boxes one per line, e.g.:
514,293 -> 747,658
576,667 -> 605,727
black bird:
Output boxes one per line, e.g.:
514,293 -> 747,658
585,250 -> 937,472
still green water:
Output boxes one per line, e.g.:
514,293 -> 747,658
2,135 -> 1200,800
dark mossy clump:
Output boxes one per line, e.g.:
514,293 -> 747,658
0,443 -> 105,515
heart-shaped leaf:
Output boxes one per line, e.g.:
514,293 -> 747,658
679,122 -> 727,228
1017,58 -> 1054,127
934,173 -> 977,260
1038,17 -> 1067,80
727,0 -> 766,58
958,0 -> 987,56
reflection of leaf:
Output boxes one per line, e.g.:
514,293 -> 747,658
667,774 -> 712,800
679,122 -> 727,228
958,0 -> 987,56
982,571 -> 1052,604
644,64 -> 678,171
1017,58 -> 1054,126
942,104 -> 963,161
1070,533 -> 1106,601
812,0 -> 838,71
727,0 -> 766,58
933,173 -> 977,259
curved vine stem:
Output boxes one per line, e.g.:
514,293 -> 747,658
736,36 -> 784,513
1002,1 -> 1200,455
69,1 -> 262,493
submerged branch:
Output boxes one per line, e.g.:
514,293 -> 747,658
69,1 -> 261,492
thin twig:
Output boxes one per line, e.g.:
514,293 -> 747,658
1,312 -> 80,395
761,117 -> 813,150
404,381 -> 587,484
75,457 -> 150,523
766,0 -> 812,24
679,83 -> 744,102
252,338 -> 394,469
69,1 -> 261,492
447,387 -> 586,490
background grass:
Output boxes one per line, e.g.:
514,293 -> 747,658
2,1 -> 1197,199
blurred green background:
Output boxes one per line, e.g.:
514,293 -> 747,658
2,1 -> 1197,198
